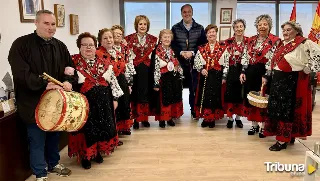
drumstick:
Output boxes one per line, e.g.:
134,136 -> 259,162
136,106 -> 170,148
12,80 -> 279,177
42,72 -> 64,87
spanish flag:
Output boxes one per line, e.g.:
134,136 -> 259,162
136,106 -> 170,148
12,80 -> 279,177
308,0 -> 320,44
289,0 -> 296,22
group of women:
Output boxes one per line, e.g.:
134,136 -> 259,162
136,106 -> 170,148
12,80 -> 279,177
65,13 -> 320,170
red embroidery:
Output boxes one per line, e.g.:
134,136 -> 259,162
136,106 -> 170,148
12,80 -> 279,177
72,54 -> 109,94
156,45 -> 179,74
125,33 -> 157,67
199,42 -> 226,71
271,36 -> 306,72
225,37 -> 248,66
247,34 -> 280,64
96,46 -> 126,77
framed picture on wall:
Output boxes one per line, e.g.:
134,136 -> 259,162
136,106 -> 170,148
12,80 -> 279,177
220,8 -> 233,24
54,4 -> 65,27
18,0 -> 44,23
219,26 -> 231,41
70,14 -> 79,35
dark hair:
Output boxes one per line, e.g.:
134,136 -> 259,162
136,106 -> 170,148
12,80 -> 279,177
205,24 -> 218,34
76,32 -> 97,49
97,28 -> 113,46
181,4 -> 193,12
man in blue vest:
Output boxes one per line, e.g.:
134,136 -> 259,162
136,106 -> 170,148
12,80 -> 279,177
171,4 -> 207,119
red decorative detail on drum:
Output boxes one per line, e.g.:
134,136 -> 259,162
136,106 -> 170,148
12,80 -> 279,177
35,89 -> 89,132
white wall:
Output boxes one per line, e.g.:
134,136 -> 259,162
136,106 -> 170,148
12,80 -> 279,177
0,0 -> 120,89
215,0 -> 237,40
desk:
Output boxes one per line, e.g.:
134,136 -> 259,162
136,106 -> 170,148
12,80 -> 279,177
304,151 -> 320,181
0,111 -> 68,181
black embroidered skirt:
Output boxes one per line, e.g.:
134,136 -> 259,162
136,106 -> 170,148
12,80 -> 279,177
225,63 -> 243,103
131,63 -> 150,103
81,86 -> 117,148
267,70 -> 299,122
243,63 -> 270,107
116,74 -> 131,122
161,71 -> 183,106
196,69 -> 223,111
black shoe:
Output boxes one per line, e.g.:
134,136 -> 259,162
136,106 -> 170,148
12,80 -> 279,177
269,141 -> 288,151
235,120 -> 243,128
167,119 -> 175,127
290,137 -> 295,144
248,125 -> 260,135
133,121 -> 139,129
209,121 -> 215,128
191,111 -> 198,120
122,130 -> 131,135
95,153 -> 104,164
159,121 -> 166,128
201,120 -> 208,127
226,120 -> 233,128
117,141 -> 124,146
142,121 -> 150,127
259,128 -> 266,138
81,159 -> 91,169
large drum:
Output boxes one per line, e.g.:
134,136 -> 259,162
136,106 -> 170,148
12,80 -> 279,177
35,89 -> 89,132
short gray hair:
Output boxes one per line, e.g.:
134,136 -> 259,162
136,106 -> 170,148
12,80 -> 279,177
281,21 -> 303,37
254,14 -> 273,31
232,18 -> 246,30
36,10 -> 54,20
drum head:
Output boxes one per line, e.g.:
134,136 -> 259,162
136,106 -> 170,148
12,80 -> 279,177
36,90 -> 64,130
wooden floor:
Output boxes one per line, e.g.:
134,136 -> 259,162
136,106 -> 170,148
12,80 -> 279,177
27,90 -> 320,181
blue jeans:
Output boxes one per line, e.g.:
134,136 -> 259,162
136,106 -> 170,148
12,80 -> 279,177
27,123 -> 60,178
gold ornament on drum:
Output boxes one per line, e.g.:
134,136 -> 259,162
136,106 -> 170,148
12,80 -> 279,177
36,72 -> 89,132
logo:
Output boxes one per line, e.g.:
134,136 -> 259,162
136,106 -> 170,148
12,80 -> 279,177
264,162 -> 317,177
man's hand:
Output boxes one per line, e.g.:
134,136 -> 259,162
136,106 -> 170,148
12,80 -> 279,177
184,51 -> 193,59
63,81 -> 72,91
46,82 -> 63,90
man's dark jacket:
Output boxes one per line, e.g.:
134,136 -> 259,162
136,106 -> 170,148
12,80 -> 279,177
171,19 -> 207,66
8,32 -> 78,124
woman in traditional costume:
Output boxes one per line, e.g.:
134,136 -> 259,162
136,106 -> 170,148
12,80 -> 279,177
240,14 -> 280,137
94,25 -> 133,136
221,19 -> 248,129
193,24 -> 227,128
150,29 -> 184,128
264,21 -> 320,151
124,15 -> 158,129
68,32 -> 123,169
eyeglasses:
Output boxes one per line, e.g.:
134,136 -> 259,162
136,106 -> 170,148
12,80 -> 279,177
81,43 -> 95,48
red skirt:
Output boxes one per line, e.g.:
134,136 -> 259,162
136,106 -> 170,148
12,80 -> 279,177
131,102 -> 153,122
68,133 -> 118,161
195,106 -> 224,121
264,72 -> 312,142
116,119 -> 134,132
225,103 -> 244,118
242,106 -> 267,122
155,87 -> 184,121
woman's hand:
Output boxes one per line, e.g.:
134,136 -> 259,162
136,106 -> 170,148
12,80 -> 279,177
240,73 -> 246,84
113,101 -> 118,110
201,69 -> 208,77
262,77 -> 268,85
153,88 -> 159,91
